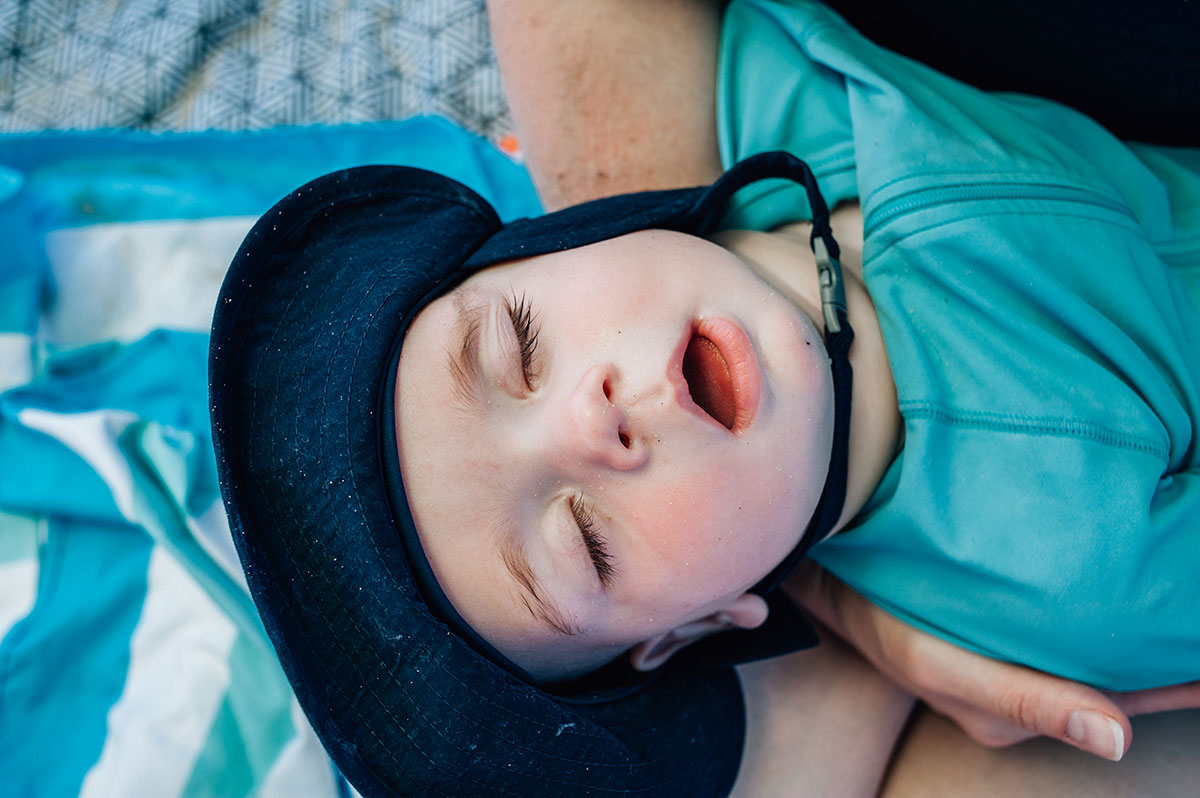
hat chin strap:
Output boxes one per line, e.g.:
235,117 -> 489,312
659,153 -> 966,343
748,180 -> 855,598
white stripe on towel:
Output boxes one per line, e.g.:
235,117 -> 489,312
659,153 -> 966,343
79,546 -> 238,798
42,217 -> 255,347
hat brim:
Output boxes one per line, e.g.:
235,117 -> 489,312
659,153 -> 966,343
210,165 -> 751,796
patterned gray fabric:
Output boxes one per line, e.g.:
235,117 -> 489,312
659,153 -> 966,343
0,0 -> 513,139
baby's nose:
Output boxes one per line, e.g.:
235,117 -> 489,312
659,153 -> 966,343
563,364 -> 646,470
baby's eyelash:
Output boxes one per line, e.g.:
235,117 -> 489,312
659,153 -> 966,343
505,292 -> 541,387
570,494 -> 615,585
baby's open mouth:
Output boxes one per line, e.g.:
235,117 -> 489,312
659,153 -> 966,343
676,318 -> 762,434
683,333 -> 737,430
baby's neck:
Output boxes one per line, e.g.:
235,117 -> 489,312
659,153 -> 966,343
712,202 -> 903,533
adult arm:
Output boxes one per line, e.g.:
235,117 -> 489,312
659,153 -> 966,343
487,0 -> 724,210
732,632 -> 914,796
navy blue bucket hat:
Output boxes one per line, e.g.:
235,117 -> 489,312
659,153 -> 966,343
209,151 -> 853,797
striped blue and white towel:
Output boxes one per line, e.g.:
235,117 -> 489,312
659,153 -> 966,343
0,117 -> 539,797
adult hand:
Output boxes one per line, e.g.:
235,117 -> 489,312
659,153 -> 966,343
786,561 -> 1200,761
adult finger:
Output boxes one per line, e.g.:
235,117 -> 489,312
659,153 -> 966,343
890,622 -> 1131,760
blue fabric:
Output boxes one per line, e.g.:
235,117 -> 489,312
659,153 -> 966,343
0,117 -> 540,796
718,0 -> 1200,689
0,333 -> 214,522
1,518 -> 152,798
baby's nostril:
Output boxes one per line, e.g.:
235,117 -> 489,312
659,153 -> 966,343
602,377 -> 613,401
618,429 -> 632,449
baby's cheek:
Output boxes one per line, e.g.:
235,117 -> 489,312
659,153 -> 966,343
627,478 -> 749,581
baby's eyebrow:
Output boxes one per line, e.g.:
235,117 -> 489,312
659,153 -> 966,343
446,288 -> 485,412
500,530 -> 581,637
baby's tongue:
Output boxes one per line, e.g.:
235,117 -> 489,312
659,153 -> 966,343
682,334 -> 735,430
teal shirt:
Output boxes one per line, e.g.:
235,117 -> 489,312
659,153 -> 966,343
718,0 -> 1200,689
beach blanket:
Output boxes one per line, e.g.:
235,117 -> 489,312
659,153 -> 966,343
0,3 -> 538,796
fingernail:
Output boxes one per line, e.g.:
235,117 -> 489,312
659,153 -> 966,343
1066,710 -> 1125,761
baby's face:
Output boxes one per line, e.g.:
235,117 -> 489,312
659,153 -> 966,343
396,229 -> 833,680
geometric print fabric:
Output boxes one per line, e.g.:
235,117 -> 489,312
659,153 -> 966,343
0,0 -> 512,140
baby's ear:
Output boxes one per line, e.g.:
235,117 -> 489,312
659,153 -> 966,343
628,593 -> 769,672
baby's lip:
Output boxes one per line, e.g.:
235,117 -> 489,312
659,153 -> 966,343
670,317 -> 762,434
